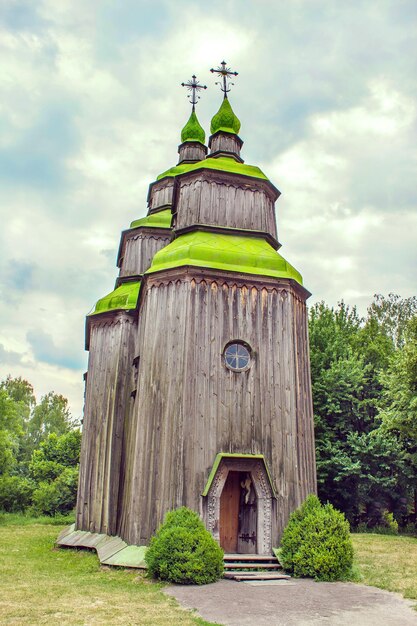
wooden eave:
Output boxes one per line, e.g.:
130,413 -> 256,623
144,265 -> 312,301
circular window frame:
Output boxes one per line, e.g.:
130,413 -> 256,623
223,341 -> 252,372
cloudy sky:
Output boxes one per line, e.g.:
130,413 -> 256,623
1,0 -> 416,417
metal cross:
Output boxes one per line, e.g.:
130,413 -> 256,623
181,75 -> 207,110
210,60 -> 238,96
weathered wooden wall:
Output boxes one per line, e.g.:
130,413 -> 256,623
119,230 -> 172,277
118,269 -> 315,546
76,312 -> 137,535
148,179 -> 174,211
175,173 -> 278,238
178,142 -> 207,164
209,133 -> 242,159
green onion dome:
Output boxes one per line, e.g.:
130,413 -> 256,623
181,109 -> 206,144
146,231 -> 302,285
210,97 -> 241,135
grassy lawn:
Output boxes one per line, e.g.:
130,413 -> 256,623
0,516 -> 216,626
1,516 -> 416,625
352,533 -> 417,603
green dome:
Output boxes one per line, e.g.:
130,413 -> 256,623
210,97 -> 241,135
181,109 -> 206,144
157,156 -> 268,182
146,231 -> 302,285
130,209 -> 172,229
89,281 -> 141,316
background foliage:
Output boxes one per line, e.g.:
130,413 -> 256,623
0,376 -> 80,515
310,293 -> 417,529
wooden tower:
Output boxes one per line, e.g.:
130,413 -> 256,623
76,65 -> 316,555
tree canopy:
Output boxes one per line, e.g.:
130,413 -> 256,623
310,295 -> 416,528
0,379 -> 80,515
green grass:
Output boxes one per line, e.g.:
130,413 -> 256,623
0,515 -> 217,625
352,533 -> 417,603
0,512 -> 75,526
2,516 -> 416,624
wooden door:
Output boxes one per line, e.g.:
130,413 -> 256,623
237,472 -> 257,554
219,471 -> 240,553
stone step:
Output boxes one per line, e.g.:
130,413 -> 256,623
224,561 -> 282,569
223,553 -> 287,580
224,554 -> 279,562
224,572 -> 291,582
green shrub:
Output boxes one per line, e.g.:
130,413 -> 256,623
402,522 -> 417,536
30,467 -> 79,516
0,475 -> 35,512
279,494 -> 354,581
146,507 -> 224,585
354,510 -> 399,535
158,506 -> 206,532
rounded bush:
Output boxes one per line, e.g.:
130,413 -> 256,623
30,467 -> 78,516
159,506 -> 206,532
0,475 -> 35,512
279,494 -> 354,581
146,507 -> 224,585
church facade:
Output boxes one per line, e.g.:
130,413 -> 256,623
76,65 -> 316,555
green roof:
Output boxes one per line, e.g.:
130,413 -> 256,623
157,156 -> 268,182
89,281 -> 141,316
130,209 -> 172,230
202,453 -> 276,497
146,231 -> 302,284
181,109 -> 206,144
210,97 -> 241,135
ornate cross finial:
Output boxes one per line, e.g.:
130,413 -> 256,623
210,60 -> 238,97
181,75 -> 207,110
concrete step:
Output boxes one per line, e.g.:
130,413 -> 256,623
224,554 -> 278,561
223,554 -> 288,581
224,572 -> 291,581
224,562 -> 281,570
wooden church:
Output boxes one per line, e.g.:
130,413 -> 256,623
76,63 -> 317,555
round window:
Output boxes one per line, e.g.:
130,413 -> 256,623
223,342 -> 251,372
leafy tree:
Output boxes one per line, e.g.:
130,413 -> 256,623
31,467 -> 79,516
378,315 -> 417,521
0,376 -> 35,410
309,300 -> 411,525
29,431 -> 81,482
0,376 -> 80,515
0,388 -> 25,474
367,293 -> 417,348
27,392 -> 77,452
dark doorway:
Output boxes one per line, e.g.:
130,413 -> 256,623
219,471 -> 257,554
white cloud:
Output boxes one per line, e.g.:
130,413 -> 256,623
0,0 -> 415,415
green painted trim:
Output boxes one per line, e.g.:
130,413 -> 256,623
202,453 -> 276,497
57,525 -> 147,569
130,209 -> 172,229
181,109 -> 206,144
157,156 -> 268,182
146,230 -> 303,285
89,281 -> 141,316
210,97 -> 241,135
